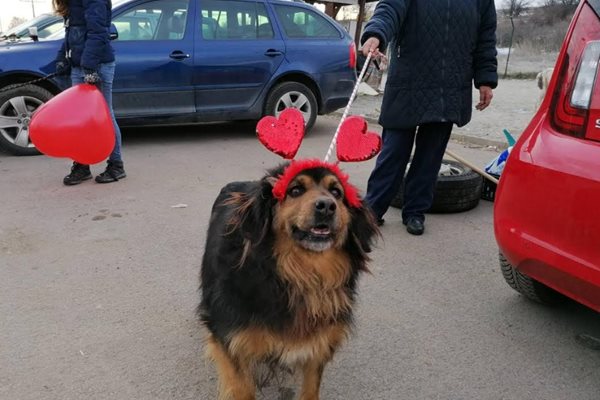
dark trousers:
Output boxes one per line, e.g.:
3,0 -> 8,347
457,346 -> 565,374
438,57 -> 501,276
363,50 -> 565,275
364,122 -> 453,223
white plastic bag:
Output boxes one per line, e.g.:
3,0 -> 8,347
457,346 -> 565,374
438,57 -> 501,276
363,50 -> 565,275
485,146 -> 512,176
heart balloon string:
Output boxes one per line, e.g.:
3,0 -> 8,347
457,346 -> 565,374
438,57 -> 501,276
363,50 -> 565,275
324,51 -> 373,163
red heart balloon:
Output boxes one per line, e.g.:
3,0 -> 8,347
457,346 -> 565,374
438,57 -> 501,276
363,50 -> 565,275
30,84 -> 115,165
336,116 -> 381,162
256,108 -> 305,159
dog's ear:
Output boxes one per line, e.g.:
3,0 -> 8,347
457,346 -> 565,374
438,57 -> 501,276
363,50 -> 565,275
235,175 -> 277,245
347,203 -> 379,254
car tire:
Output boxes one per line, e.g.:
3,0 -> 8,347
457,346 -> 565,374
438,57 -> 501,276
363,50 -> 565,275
499,253 -> 564,305
264,82 -> 318,132
0,84 -> 53,156
390,159 -> 483,213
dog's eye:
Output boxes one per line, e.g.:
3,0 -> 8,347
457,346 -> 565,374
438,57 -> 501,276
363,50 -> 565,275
288,186 -> 304,198
330,188 -> 343,199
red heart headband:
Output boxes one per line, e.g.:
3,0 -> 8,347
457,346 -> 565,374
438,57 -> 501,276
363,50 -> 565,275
256,53 -> 381,209
271,158 -> 362,208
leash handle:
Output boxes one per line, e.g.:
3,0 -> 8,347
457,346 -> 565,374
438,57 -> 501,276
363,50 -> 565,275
324,51 -> 373,163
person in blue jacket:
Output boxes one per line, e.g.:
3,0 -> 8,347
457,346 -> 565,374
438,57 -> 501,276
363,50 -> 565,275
53,0 -> 126,185
361,0 -> 498,235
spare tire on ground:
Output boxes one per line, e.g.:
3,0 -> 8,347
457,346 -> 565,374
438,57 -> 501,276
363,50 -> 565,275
390,159 -> 483,213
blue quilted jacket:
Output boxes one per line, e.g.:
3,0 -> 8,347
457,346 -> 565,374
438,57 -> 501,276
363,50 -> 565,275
362,0 -> 498,129
56,0 -> 115,71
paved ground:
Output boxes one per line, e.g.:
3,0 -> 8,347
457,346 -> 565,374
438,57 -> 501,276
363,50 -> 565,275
341,78 -> 541,149
1,116 -> 599,400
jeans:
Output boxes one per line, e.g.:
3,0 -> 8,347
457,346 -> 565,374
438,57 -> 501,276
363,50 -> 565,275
71,62 -> 122,162
364,122 -> 453,223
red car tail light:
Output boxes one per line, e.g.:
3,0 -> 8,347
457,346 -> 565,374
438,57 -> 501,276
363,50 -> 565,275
349,41 -> 357,69
550,3 -> 600,138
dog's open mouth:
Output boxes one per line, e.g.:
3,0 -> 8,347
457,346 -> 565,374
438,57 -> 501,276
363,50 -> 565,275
292,224 -> 335,251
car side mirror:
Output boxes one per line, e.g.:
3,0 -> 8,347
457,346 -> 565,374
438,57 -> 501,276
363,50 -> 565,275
109,24 -> 118,40
28,26 -> 39,42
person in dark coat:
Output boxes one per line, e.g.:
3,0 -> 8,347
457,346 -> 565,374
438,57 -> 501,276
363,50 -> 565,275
361,0 -> 498,235
54,0 -> 126,185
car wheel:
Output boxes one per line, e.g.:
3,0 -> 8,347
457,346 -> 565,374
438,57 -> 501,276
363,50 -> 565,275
0,84 -> 53,156
499,252 -> 564,305
265,82 -> 318,131
390,159 -> 483,213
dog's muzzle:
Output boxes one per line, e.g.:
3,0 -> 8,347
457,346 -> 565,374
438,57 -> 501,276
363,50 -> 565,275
291,197 -> 338,251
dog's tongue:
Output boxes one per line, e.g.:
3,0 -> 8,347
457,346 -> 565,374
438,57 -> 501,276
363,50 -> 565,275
310,227 -> 331,236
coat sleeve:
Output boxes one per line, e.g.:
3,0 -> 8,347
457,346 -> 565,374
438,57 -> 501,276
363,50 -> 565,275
81,0 -> 110,71
473,0 -> 498,89
360,0 -> 410,52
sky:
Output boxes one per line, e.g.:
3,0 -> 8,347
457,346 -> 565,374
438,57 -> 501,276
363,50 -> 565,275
0,0 -> 550,34
1,0 -> 54,33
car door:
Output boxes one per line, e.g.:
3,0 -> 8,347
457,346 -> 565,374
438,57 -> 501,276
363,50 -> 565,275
193,0 -> 285,117
111,0 -> 195,118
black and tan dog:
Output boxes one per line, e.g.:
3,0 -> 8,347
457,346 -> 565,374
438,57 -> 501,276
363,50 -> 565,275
199,161 -> 378,400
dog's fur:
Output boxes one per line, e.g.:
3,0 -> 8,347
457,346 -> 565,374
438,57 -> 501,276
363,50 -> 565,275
199,164 -> 378,400
536,67 -> 554,108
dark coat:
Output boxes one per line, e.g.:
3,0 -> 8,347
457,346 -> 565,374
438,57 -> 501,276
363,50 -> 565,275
362,0 -> 498,129
57,0 -> 115,71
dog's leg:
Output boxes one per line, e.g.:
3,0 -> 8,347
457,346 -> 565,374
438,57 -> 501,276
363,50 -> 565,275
298,359 -> 326,400
207,336 -> 256,400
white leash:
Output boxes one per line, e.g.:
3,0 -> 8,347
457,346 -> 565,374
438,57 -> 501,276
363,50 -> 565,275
324,51 -> 373,163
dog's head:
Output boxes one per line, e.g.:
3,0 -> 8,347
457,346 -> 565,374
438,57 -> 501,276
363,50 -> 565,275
273,164 -> 356,252
230,161 -> 378,256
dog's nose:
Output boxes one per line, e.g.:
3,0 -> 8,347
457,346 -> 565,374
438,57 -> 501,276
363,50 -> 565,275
315,197 -> 336,217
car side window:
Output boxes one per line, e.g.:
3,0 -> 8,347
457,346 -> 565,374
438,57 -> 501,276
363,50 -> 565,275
112,0 -> 189,41
38,20 -> 64,39
201,0 -> 273,40
273,5 -> 340,39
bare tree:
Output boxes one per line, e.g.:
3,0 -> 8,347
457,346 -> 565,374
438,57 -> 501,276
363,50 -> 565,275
504,0 -> 531,17
559,0 -> 579,5
8,17 -> 27,30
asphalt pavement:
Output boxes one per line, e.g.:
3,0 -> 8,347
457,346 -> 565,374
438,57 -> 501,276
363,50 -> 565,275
1,116 -> 599,400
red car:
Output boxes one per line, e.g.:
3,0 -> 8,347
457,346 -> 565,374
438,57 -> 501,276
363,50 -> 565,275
495,0 -> 600,312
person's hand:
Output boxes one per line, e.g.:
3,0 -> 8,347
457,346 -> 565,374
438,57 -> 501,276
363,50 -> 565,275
361,36 -> 383,58
55,60 -> 70,76
476,86 -> 493,111
83,69 -> 101,85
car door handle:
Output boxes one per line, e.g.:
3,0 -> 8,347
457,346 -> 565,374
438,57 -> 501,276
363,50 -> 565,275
169,51 -> 190,60
264,49 -> 284,57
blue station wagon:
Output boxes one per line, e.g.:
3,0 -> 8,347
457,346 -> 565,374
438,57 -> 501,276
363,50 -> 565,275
0,0 -> 356,155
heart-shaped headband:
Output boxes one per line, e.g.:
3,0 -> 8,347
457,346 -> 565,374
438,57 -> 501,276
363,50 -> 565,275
256,52 -> 381,208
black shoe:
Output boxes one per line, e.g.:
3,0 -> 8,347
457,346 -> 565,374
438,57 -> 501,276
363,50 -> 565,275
405,217 -> 424,235
376,218 -> 385,227
95,160 -> 126,183
63,162 -> 92,186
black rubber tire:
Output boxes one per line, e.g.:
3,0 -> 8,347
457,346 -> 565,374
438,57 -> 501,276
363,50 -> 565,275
499,252 -> 564,305
0,84 -> 53,156
264,82 -> 318,132
390,159 -> 483,213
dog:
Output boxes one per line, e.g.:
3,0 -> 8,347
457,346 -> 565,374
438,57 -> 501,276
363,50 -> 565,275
199,161 -> 378,400
536,67 -> 554,108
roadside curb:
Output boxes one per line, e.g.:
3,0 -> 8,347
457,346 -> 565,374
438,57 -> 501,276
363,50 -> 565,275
331,111 -> 508,151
